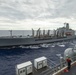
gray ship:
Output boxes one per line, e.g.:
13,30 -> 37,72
0,23 -> 76,47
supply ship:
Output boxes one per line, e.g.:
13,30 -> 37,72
0,23 -> 76,47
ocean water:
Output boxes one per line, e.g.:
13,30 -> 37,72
0,30 -> 32,37
0,30 -> 54,37
0,41 -> 75,75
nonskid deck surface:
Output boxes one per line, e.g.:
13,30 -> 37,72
28,65 -> 76,75
61,64 -> 76,75
27,67 -> 52,75
53,61 -> 76,75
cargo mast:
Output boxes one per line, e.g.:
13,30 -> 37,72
9,30 -> 12,37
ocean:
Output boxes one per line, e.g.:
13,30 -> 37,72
0,30 -> 75,75
0,30 -> 54,37
0,42 -> 75,75
0,30 -> 32,37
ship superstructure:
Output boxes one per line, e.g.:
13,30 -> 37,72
57,23 -> 75,37
32,23 -> 75,38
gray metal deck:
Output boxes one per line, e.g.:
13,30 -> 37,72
16,56 -> 76,75
61,64 -> 76,75
27,67 -> 51,75
28,61 -> 76,75
52,61 -> 76,75
28,64 -> 76,75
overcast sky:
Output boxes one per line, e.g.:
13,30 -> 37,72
0,0 -> 76,30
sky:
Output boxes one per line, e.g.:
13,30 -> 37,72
0,0 -> 76,30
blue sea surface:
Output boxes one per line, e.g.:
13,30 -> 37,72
0,41 -> 75,75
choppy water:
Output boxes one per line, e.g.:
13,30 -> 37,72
0,40 -> 75,75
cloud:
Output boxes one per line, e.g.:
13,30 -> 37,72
0,0 -> 76,30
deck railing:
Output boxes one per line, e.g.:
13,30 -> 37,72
40,55 -> 76,75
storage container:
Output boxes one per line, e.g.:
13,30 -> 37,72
16,61 -> 32,75
34,56 -> 47,69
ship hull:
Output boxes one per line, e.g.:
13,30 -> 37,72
0,36 -> 76,48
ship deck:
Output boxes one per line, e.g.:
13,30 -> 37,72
25,61 -> 76,75
53,61 -> 76,75
28,66 -> 52,75
61,65 -> 76,75
27,63 -> 76,75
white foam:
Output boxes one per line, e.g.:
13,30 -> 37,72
58,44 -> 65,47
